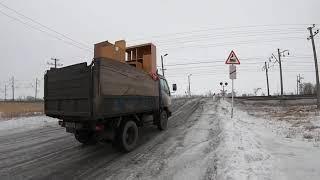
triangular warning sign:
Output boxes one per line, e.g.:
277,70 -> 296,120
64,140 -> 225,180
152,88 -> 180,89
225,50 -> 240,64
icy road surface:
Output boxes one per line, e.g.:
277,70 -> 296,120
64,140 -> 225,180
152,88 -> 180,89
1,97 -> 320,180
0,98 -> 215,180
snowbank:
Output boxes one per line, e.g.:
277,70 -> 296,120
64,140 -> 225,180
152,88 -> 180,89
216,100 -> 276,180
0,116 -> 57,136
216,100 -> 320,180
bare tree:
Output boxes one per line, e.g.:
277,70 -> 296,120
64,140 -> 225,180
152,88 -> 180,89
301,82 -> 315,95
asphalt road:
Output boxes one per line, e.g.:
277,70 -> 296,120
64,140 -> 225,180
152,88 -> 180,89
0,98 -> 201,180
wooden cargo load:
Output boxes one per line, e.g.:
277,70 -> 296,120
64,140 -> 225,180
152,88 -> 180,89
93,40 -> 157,75
126,43 -> 157,74
94,40 -> 126,62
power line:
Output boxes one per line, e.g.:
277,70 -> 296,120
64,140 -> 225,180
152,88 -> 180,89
167,54 -> 313,61
161,37 -> 305,51
164,61 -> 316,69
166,70 -> 317,76
154,29 -> 306,46
165,65 -> 317,72
166,70 -> 317,78
0,77 -> 44,100
129,24 -> 313,42
165,66 -> 318,73
0,2 -> 91,50
162,56 -> 313,67
0,9 -> 92,52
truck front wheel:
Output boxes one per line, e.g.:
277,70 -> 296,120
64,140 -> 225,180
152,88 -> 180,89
157,111 -> 168,131
74,130 -> 97,145
116,120 -> 139,152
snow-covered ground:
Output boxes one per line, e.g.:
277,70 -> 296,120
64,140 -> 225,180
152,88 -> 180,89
0,116 -> 57,136
217,99 -> 320,180
1,98 -> 320,180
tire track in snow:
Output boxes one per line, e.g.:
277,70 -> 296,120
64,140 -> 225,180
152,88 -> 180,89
0,98 -> 196,180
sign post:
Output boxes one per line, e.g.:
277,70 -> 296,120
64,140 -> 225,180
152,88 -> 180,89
225,50 -> 240,118
229,64 -> 236,118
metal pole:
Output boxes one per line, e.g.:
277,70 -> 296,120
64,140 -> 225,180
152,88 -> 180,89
161,55 -> 164,77
231,79 -> 234,118
265,62 -> 270,96
12,77 -> 14,101
222,85 -> 225,100
35,78 -> 38,100
278,48 -> 284,96
188,74 -> 191,96
308,26 -> 320,109
4,84 -> 6,101
49,58 -> 62,68
297,75 -> 299,95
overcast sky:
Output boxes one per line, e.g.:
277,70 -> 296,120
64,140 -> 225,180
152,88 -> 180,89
0,0 -> 320,99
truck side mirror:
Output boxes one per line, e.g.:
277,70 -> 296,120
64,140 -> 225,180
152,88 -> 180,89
172,84 -> 177,91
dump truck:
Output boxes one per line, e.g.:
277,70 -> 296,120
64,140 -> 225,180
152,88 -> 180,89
44,56 -> 175,151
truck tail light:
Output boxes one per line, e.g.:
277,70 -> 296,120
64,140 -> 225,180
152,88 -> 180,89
95,124 -> 104,131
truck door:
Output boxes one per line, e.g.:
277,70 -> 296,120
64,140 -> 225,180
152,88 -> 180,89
160,78 -> 172,108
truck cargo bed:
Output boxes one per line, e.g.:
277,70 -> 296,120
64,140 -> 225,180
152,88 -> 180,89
44,62 -> 92,118
44,58 -> 160,121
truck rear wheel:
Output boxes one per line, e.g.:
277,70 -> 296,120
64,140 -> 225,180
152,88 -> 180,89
74,130 -> 97,145
115,120 -> 139,152
157,111 -> 168,131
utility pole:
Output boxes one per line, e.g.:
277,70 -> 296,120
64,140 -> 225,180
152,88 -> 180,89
270,49 -> 289,96
278,49 -> 283,96
296,74 -> 303,95
35,78 -> 39,100
296,75 -> 299,95
48,58 -> 62,68
52,58 -> 58,68
4,84 -> 7,101
160,54 -> 168,77
263,61 -> 270,96
188,74 -> 192,97
307,24 -> 320,109
11,77 -> 14,101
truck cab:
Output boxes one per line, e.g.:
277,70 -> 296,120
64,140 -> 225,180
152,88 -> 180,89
159,75 -> 172,116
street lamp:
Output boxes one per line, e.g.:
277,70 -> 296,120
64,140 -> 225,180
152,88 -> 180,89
188,74 -> 192,97
161,53 -> 168,77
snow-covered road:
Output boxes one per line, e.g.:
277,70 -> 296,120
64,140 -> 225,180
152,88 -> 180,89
94,98 -> 221,180
0,98 -> 206,180
1,97 -> 320,180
